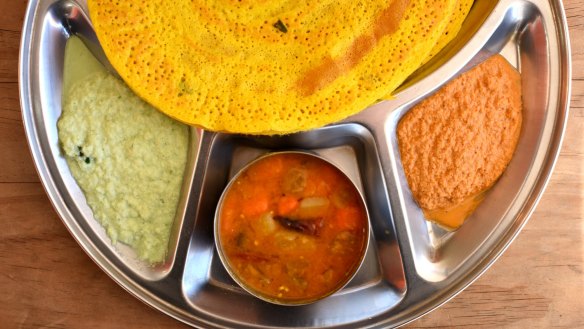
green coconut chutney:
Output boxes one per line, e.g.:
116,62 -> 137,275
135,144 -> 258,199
58,38 -> 189,264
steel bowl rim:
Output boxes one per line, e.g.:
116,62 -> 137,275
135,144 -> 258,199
213,150 -> 372,306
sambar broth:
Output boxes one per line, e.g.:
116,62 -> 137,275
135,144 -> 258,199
217,153 -> 368,303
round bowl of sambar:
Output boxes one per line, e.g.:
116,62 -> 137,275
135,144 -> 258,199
214,151 -> 370,305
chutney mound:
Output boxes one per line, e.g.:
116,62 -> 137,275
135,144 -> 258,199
397,55 -> 522,228
58,71 -> 189,263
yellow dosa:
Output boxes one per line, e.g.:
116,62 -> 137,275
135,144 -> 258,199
423,0 -> 474,64
88,0 -> 471,134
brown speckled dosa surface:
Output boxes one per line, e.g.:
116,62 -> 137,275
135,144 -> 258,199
1,0 -> 583,327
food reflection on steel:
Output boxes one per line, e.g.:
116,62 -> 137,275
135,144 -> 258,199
216,152 -> 369,304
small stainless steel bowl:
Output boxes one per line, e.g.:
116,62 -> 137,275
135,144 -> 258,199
214,151 -> 370,306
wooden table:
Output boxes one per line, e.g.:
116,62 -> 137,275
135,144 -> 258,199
1,1 -> 582,328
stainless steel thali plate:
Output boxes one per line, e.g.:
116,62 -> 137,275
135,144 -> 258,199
19,0 -> 571,327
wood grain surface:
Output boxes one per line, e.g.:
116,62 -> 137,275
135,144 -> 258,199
1,0 -> 583,328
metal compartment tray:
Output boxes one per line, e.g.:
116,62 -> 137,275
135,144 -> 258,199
19,0 -> 571,327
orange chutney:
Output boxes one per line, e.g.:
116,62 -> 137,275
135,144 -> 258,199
216,152 -> 369,304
